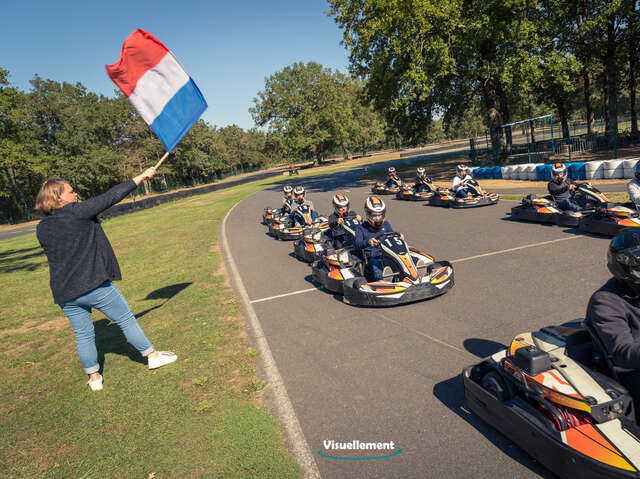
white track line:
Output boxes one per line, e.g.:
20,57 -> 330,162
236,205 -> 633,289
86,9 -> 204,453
450,236 -> 583,264
251,287 -> 319,304
221,203 -> 322,479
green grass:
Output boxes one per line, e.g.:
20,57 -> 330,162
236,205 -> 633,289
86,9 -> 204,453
0,177 -> 309,478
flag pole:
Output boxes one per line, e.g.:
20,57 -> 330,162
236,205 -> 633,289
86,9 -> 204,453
154,151 -> 170,169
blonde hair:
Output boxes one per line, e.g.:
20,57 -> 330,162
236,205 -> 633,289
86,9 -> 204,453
35,179 -> 68,215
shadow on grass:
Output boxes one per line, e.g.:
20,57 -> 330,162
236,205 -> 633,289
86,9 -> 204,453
0,247 -> 46,274
95,282 -> 192,370
433,374 -> 554,478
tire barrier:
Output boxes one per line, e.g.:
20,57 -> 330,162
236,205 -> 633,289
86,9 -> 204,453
472,158 -> 638,181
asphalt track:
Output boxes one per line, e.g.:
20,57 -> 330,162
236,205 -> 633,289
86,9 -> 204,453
225,168 -> 616,479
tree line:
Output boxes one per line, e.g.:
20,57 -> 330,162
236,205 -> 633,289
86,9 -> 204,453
0,65 -> 394,223
328,0 -> 640,157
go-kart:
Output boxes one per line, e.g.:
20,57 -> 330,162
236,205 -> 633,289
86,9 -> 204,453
429,179 -> 499,208
313,232 -> 453,306
275,204 -> 328,241
371,181 -> 404,195
579,205 -> 640,236
294,216 -> 360,263
263,205 -> 291,226
395,180 -> 439,201
463,320 -> 640,479
511,183 -> 640,235
293,225 -> 332,262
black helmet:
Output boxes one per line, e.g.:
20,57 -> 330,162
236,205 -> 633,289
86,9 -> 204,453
364,195 -> 386,229
332,193 -> 350,215
608,229 -> 640,295
635,161 -> 640,181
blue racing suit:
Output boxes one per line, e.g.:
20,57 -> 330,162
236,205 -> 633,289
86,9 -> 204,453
355,221 -> 395,280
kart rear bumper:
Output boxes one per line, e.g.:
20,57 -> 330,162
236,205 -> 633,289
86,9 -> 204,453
510,206 -> 557,224
579,216 -> 640,236
276,229 -> 302,241
311,265 -> 347,294
462,365 -> 640,479
294,243 -> 320,262
450,197 -> 499,208
396,191 -> 434,201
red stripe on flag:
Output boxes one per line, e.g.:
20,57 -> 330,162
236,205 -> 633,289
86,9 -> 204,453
105,29 -> 169,97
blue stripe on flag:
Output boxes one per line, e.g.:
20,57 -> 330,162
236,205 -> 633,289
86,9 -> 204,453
150,79 -> 208,152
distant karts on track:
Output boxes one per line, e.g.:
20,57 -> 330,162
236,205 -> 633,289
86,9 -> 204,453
510,183 -> 640,236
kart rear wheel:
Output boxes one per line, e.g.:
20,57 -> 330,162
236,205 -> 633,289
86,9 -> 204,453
481,371 -> 513,402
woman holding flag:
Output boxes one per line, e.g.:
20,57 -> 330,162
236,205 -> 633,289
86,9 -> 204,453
35,167 -> 177,391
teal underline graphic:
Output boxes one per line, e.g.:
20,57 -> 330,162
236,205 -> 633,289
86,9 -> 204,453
318,447 -> 403,460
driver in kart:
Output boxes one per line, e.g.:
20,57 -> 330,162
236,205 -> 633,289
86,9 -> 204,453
414,167 -> 433,193
280,185 -> 295,215
585,229 -> 640,414
290,185 -> 318,226
383,167 -> 403,189
548,163 -> 582,212
328,193 -> 362,249
627,162 -> 640,212
452,164 -> 474,198
354,196 -> 403,281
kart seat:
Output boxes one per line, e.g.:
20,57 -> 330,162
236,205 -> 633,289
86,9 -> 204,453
582,319 -> 621,382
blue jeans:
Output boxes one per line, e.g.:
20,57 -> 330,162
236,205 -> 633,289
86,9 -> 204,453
367,257 -> 384,280
557,198 -> 582,212
456,188 -> 468,198
60,282 -> 154,374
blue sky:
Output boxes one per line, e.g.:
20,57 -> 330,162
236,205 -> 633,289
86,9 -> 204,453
2,1 -> 350,130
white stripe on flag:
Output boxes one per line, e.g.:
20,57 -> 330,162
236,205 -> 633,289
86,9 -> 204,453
129,52 -> 189,125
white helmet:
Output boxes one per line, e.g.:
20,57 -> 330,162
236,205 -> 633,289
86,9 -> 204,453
388,167 -> 397,176
283,185 -> 293,195
332,193 -> 350,214
417,167 -> 426,179
551,163 -> 567,181
456,164 -> 468,177
364,196 -> 386,228
293,185 -> 305,203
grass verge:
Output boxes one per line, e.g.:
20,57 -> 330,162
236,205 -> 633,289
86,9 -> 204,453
0,177 -> 307,478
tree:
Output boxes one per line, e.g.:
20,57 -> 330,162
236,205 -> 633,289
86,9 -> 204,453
251,62 -> 385,163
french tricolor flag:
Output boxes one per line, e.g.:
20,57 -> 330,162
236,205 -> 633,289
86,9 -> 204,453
106,29 -> 207,152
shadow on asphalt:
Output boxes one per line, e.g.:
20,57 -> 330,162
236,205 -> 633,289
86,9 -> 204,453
433,375 -> 556,479
463,338 -> 506,358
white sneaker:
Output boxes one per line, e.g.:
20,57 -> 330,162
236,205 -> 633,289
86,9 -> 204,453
148,351 -> 178,370
88,374 -> 103,391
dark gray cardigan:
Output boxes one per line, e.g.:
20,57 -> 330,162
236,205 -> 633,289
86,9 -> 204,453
37,180 -> 137,304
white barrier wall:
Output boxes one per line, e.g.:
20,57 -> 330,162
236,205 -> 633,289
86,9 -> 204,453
603,159 -> 624,179
527,163 -> 542,180
501,166 -> 510,180
623,158 -> 640,179
585,161 -> 604,179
